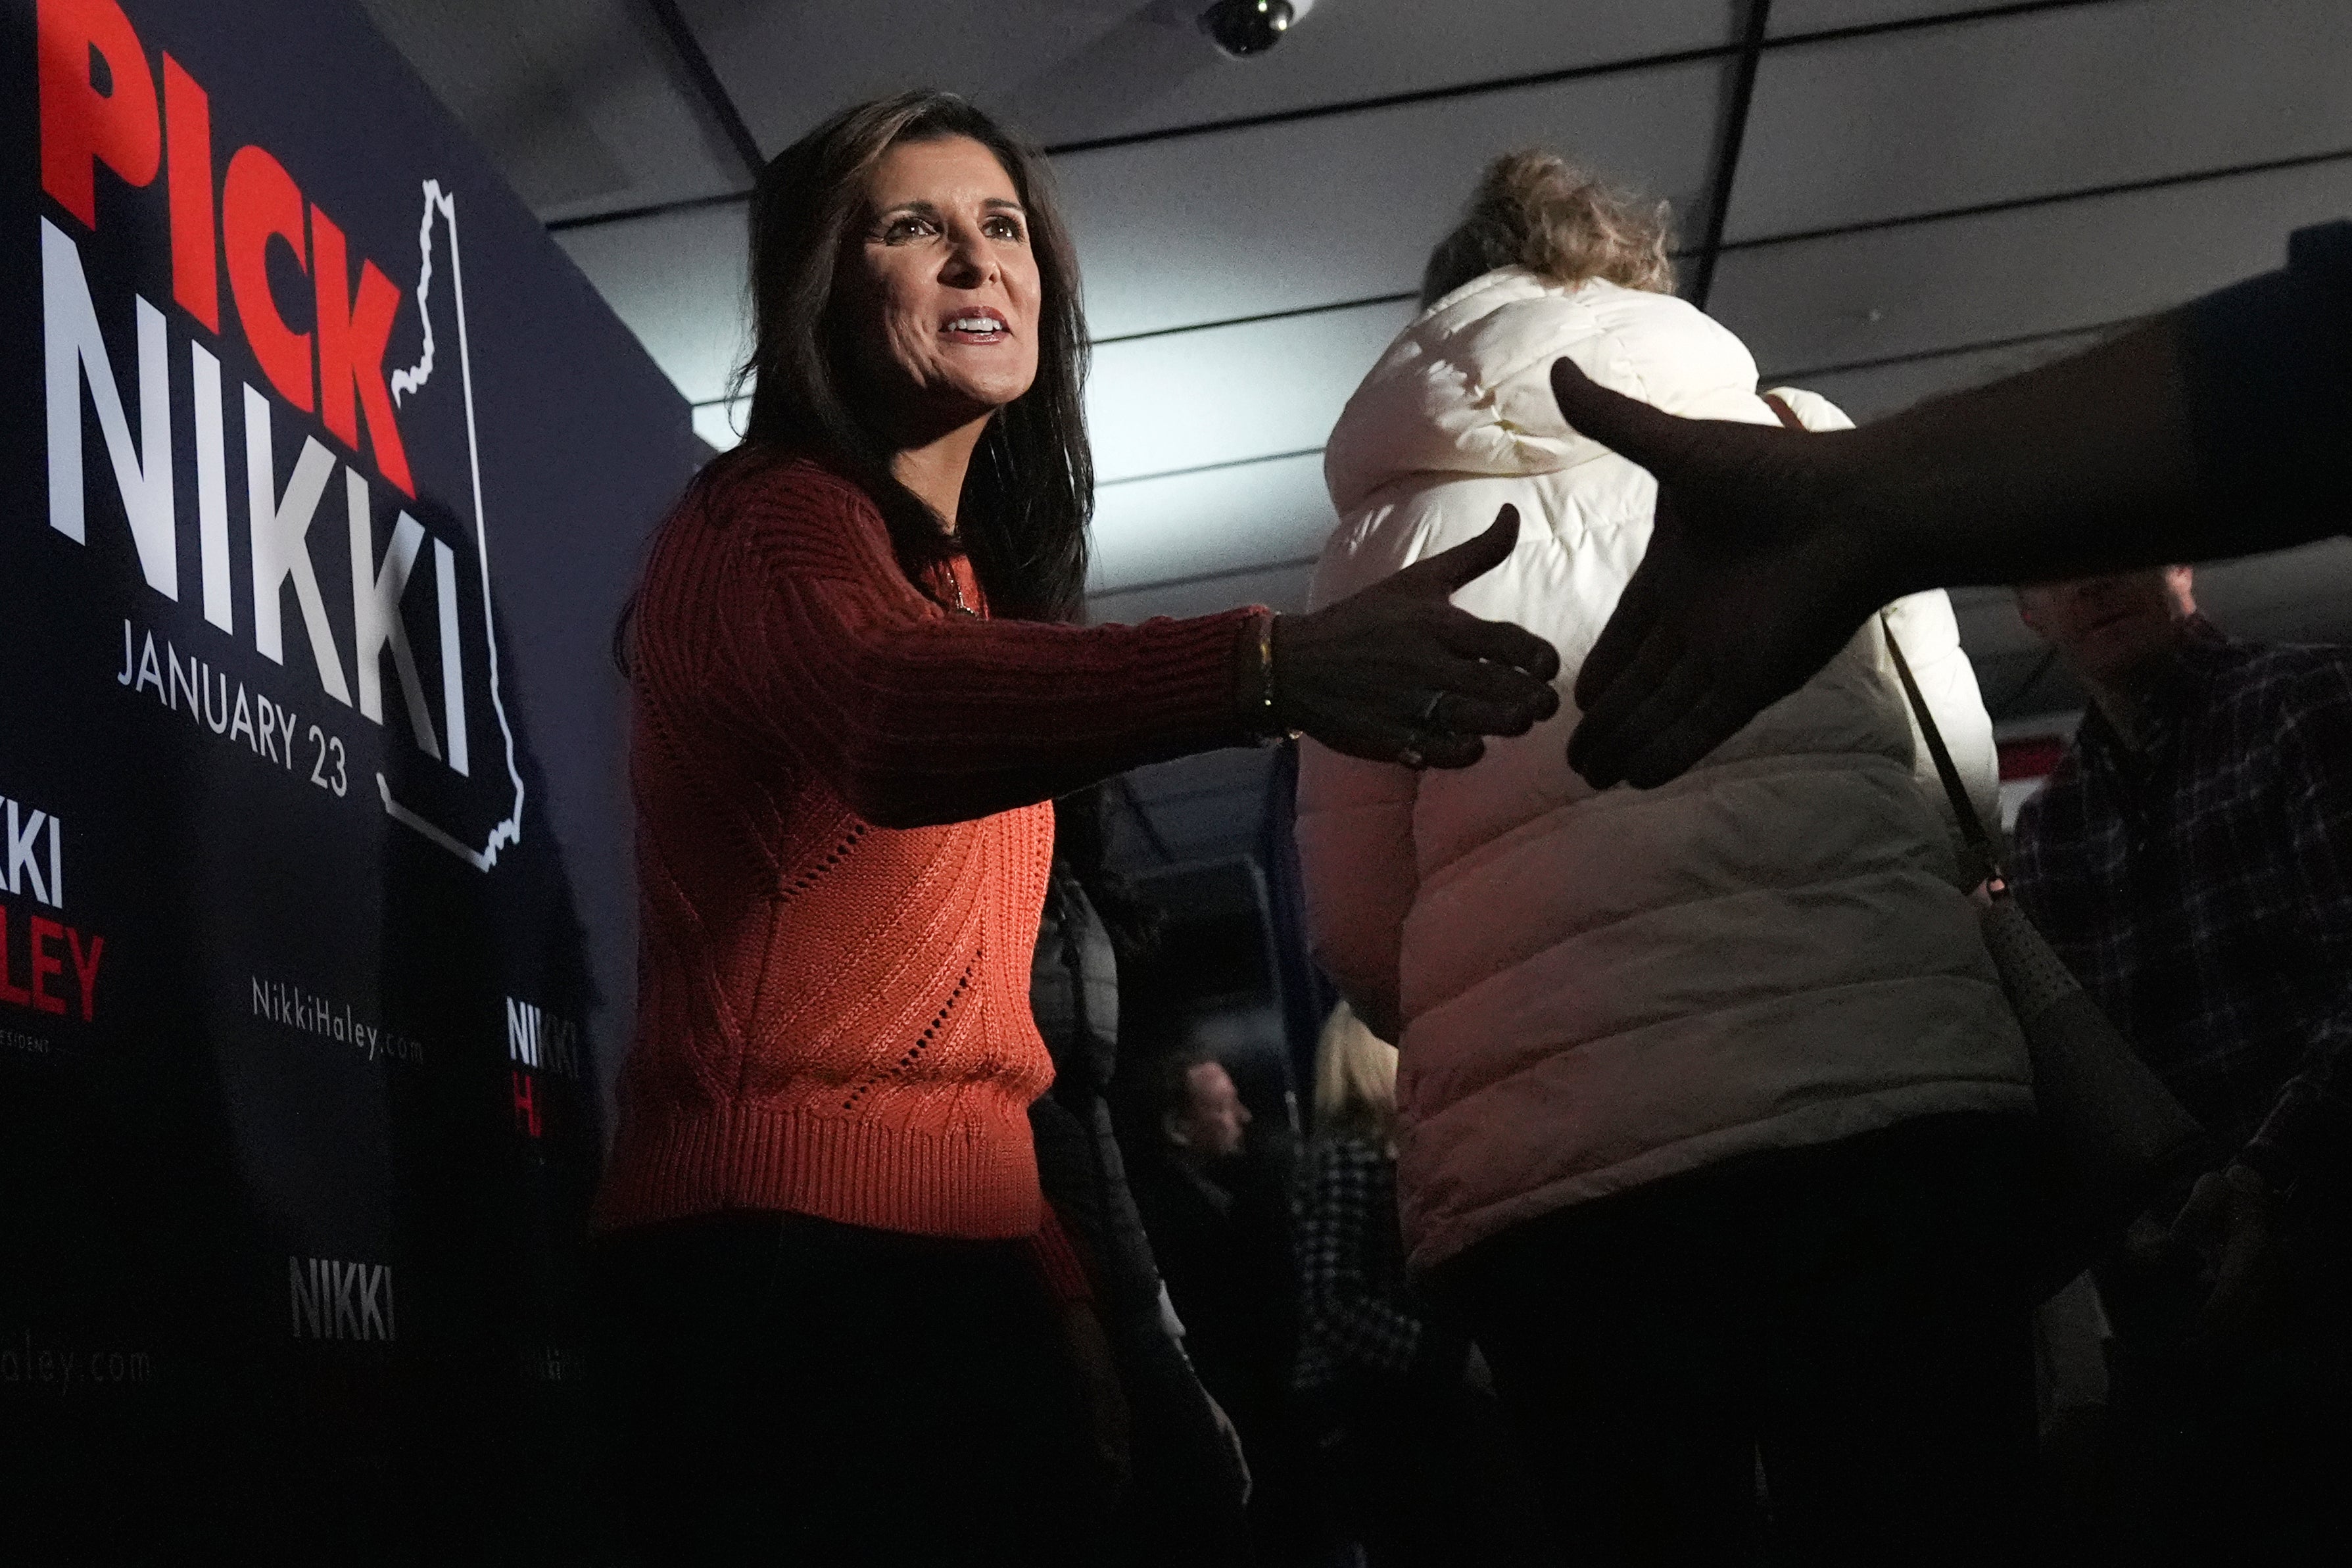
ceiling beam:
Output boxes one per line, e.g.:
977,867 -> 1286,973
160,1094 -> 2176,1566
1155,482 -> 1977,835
1092,553 -> 1321,603
642,0 -> 766,181
1687,0 -> 1772,312
549,0 -> 2132,235
1722,143 -> 2352,256
1045,0 -> 2119,158
1092,290 -> 1418,346
1762,316 -> 2143,384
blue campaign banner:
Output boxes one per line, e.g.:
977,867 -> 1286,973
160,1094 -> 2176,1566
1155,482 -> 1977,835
0,0 -> 698,1554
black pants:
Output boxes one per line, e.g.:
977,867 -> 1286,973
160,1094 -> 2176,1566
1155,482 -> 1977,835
1299,1373 -> 1550,1568
1108,1318 -> 1254,1567
1430,1114 -> 2040,1567
2084,1212 -> 2352,1565
587,1211 -> 1105,1566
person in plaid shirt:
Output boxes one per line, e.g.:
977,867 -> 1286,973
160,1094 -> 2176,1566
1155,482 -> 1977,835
1292,1047 -> 1448,1397
1291,1005 -> 1539,1566
2012,564 -> 2352,1560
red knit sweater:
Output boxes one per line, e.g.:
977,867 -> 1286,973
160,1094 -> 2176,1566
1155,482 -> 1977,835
593,454 -> 1256,1252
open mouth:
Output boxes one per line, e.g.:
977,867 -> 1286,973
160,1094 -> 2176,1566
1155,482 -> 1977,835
942,309 -> 1010,343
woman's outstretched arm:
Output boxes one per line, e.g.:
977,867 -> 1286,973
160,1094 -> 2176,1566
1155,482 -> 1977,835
691,460 -> 1558,826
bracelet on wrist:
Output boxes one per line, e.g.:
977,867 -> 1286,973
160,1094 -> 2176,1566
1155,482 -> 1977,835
1252,610 -> 1302,743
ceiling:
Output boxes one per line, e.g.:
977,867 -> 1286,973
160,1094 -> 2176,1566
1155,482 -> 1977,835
362,0 -> 2352,867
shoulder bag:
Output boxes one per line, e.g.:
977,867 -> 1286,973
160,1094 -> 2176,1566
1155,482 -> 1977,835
1760,392 -> 2206,1293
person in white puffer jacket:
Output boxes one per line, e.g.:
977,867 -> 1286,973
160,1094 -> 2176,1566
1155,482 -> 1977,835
1296,152 -> 2041,1563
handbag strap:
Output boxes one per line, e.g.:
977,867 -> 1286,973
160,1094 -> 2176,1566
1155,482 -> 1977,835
1760,392 -> 2007,890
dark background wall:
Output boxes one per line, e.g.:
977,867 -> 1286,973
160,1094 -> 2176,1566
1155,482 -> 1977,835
0,0 -> 696,1555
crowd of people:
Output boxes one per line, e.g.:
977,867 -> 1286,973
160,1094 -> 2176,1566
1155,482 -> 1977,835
582,82 -> 2351,1565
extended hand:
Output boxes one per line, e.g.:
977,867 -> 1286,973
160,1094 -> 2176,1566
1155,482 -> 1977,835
1278,504 -> 1562,769
1548,358 -> 1894,789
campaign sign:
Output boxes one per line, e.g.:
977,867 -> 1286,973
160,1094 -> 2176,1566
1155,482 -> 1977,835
0,0 -> 699,1554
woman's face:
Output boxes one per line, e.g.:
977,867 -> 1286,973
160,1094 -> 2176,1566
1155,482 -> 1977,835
841,135 -> 1042,436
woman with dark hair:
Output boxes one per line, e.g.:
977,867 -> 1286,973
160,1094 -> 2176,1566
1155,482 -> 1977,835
586,93 -> 1558,1564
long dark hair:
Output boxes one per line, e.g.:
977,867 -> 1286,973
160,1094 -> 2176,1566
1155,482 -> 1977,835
733,90 -> 1092,623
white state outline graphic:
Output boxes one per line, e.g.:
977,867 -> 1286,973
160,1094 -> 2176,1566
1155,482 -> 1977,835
387,189 -> 437,404
375,180 -> 525,872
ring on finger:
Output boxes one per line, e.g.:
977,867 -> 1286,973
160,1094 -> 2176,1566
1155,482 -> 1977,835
1397,746 -> 1427,770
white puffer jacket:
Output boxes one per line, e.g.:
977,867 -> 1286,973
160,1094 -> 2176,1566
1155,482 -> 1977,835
1297,270 -> 2032,1274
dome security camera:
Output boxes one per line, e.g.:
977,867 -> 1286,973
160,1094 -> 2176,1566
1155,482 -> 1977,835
1200,0 -> 1318,59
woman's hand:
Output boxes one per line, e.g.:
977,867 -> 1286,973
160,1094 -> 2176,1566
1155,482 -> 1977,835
1276,505 -> 1562,769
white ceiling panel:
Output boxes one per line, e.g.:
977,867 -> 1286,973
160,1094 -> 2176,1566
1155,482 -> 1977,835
1061,57 -> 1729,339
1090,558 -> 1318,624
679,0 -> 1742,155
1710,154 -> 2352,376
1767,0 -> 2035,34
693,398 -> 749,451
1787,325 -> 2111,420
1088,300 -> 1411,482
358,0 -> 746,222
1730,0 -> 2352,242
554,202 -> 752,404
1092,452 -> 1334,594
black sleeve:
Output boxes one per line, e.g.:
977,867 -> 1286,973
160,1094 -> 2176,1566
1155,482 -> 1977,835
1029,1095 -> 1108,1268
2180,220 -> 2352,540
1088,1102 -> 1180,1327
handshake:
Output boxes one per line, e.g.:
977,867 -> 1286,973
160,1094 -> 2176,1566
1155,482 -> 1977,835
1292,278 -> 2329,794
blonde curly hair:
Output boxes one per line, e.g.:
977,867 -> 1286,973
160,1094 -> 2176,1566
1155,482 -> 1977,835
1311,1002 -> 1400,1149
1419,149 -> 1676,307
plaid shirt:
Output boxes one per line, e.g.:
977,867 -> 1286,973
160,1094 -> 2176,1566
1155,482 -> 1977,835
1291,1135 -> 1426,1390
2012,618 -> 2352,1193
